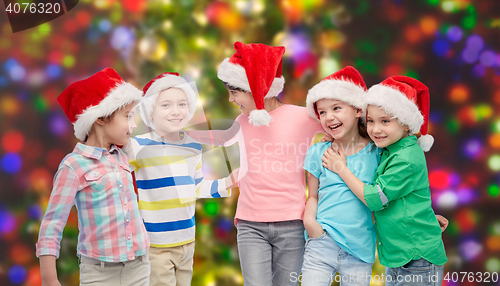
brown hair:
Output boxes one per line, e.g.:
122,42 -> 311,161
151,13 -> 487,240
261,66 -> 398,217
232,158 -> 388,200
314,102 -> 370,139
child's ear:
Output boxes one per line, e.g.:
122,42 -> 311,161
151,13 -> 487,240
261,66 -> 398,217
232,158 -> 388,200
404,125 -> 410,132
96,117 -> 106,126
355,108 -> 362,117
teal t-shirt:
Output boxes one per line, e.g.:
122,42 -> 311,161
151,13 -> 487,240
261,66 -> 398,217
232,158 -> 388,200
304,141 -> 381,263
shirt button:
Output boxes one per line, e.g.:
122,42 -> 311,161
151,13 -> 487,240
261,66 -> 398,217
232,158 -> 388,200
127,236 -> 131,240
378,242 -> 382,245
119,184 -> 123,188
126,218 -> 130,223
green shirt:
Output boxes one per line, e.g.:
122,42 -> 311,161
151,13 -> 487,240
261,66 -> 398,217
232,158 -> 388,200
364,135 -> 447,268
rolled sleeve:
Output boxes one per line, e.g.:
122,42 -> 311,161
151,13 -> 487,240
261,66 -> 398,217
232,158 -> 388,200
364,184 -> 385,211
36,165 -> 79,258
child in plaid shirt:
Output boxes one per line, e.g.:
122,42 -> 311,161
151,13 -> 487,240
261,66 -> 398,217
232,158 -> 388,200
36,68 -> 150,286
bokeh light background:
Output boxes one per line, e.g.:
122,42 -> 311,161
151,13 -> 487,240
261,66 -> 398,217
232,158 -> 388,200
1,0 -> 500,285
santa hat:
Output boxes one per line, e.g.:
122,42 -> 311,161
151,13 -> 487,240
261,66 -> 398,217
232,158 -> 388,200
57,68 -> 142,141
217,42 -> 285,126
139,72 -> 197,129
364,76 -> 434,151
306,66 -> 367,120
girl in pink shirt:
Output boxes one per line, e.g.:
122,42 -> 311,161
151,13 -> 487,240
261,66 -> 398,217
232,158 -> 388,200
189,42 -> 323,286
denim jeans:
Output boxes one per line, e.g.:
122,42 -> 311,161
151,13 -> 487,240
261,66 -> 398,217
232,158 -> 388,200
300,232 -> 373,286
236,219 -> 305,286
385,258 -> 444,286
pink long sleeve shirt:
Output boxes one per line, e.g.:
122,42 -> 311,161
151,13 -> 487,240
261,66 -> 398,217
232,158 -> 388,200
190,105 -> 323,222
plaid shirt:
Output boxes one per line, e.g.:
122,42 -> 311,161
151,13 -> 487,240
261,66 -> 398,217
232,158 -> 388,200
36,143 -> 149,262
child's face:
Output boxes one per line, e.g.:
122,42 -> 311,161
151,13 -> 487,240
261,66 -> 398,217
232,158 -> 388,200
151,88 -> 189,136
366,105 -> 409,148
228,89 -> 255,115
316,98 -> 362,141
103,103 -> 137,146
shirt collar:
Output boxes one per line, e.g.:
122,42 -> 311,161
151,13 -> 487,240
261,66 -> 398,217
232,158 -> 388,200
384,135 -> 417,155
74,142 -> 119,160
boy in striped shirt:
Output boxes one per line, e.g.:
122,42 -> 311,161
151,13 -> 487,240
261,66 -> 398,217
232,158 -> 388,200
125,72 -> 239,286
36,68 -> 150,286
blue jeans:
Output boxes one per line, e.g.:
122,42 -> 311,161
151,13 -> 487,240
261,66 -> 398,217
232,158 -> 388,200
236,219 -> 305,286
300,232 -> 372,286
385,258 -> 444,286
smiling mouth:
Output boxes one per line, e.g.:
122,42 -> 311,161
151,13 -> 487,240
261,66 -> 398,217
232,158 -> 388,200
168,119 -> 183,123
373,135 -> 387,140
329,123 -> 342,130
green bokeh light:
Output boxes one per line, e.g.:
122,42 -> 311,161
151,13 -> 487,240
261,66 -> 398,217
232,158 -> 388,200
446,117 -> 460,134
204,201 -> 218,216
488,184 -> 500,197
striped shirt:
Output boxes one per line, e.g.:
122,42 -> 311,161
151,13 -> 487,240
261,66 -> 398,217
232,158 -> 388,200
36,143 -> 149,262
127,131 -> 229,248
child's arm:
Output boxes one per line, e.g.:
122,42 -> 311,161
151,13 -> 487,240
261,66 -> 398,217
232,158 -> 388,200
36,165 -> 79,285
187,121 -> 240,147
194,154 -> 239,199
303,172 -> 324,238
322,147 -> 367,205
323,147 -> 417,211
39,255 -> 61,286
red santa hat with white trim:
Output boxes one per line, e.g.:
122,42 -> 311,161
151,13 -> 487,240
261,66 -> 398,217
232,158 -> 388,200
139,72 -> 197,129
306,66 -> 367,120
57,68 -> 142,141
364,75 -> 434,152
217,42 -> 286,126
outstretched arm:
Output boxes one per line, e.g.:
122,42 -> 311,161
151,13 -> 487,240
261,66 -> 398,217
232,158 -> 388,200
188,121 -> 241,147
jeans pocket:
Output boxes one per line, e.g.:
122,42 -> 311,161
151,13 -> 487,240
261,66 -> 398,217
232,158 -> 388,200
401,258 -> 432,272
305,231 -> 327,248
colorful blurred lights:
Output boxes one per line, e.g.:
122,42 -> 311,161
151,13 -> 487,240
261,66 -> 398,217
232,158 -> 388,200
432,39 -> 450,57
2,131 -> 24,153
446,26 -> 463,42
488,155 -> 500,171
2,153 -> 22,174
99,19 -> 112,32
449,84 -> 469,103
464,139 -> 481,158
479,50 -> 498,67
488,185 -> 500,197
436,191 -> 458,209
8,265 -> 27,284
0,208 -> 16,234
467,35 -> 484,51
46,64 -> 62,79
485,258 -> 500,273
490,134 -> 500,149
460,239 -> 482,261
9,65 -> 26,82
110,26 -> 135,51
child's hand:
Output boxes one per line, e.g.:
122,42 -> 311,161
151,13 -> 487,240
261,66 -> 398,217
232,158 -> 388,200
322,147 -> 347,173
225,168 -> 240,189
304,220 -> 324,239
320,133 -> 334,142
435,214 -> 448,232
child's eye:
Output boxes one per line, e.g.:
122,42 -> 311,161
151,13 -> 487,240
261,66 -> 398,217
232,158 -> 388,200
367,119 -> 373,123
382,120 -> 389,124
179,103 -> 187,107
333,107 -> 341,111
162,104 -> 170,107
318,111 -> 325,115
